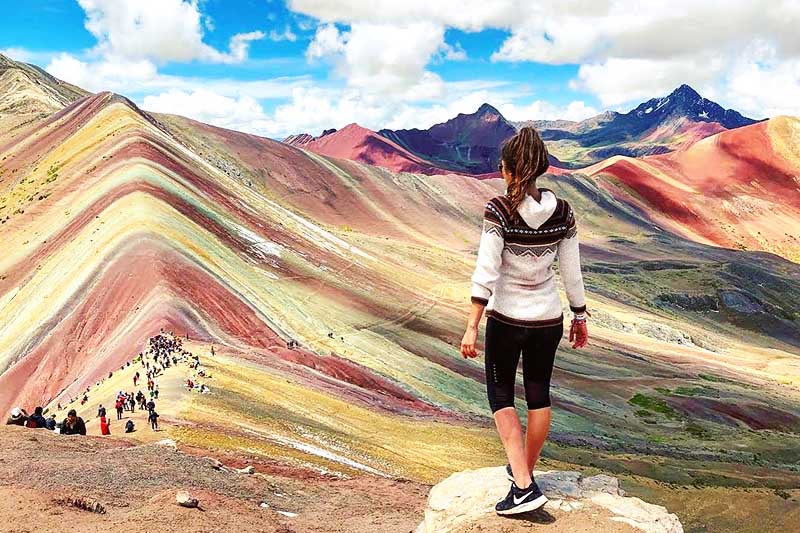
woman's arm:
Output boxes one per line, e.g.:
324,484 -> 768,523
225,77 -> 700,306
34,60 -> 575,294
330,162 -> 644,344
461,301 -> 485,358
463,202 -> 505,358
557,206 -> 589,348
470,205 -> 505,306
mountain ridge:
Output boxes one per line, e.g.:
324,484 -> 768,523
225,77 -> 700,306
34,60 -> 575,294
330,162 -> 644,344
0,52 -> 88,117
284,84 -> 759,173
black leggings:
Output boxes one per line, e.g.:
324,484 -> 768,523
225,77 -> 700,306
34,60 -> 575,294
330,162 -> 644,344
484,316 -> 563,412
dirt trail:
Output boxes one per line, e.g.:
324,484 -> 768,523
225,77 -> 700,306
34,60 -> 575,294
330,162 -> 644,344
46,338 -> 202,442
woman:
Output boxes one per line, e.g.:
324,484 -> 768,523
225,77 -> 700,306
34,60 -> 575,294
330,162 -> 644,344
99,414 -> 111,436
461,126 -> 589,516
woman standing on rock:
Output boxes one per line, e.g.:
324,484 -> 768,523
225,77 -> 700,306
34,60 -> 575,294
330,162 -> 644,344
461,126 -> 589,515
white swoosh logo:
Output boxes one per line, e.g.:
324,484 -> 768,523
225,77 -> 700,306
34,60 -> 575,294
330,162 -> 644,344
513,491 -> 532,505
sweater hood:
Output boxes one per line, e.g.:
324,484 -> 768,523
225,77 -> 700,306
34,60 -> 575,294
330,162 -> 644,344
516,189 -> 557,229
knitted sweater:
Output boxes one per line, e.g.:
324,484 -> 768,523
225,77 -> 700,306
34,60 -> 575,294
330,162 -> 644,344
470,188 -> 586,327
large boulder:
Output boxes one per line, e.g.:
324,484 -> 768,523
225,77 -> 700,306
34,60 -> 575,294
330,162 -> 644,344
416,466 -> 683,533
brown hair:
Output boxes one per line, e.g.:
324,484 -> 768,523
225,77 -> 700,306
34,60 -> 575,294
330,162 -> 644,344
500,126 -> 550,223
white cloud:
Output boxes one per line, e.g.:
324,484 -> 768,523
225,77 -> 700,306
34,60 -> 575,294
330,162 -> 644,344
269,26 -> 298,42
499,100 -> 599,122
226,31 -> 267,63
725,41 -> 800,117
571,56 -> 725,107
289,0 -> 800,117
45,52 -> 310,102
306,24 -> 346,60
260,83 -> 596,139
306,20 -> 447,99
437,41 -> 467,62
1,47 -> 35,63
142,89 -> 277,134
288,0 -> 511,30
46,53 -> 159,92
77,0 -> 263,64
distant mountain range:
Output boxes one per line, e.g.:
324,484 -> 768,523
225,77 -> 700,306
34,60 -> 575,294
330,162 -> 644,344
284,85 -> 759,174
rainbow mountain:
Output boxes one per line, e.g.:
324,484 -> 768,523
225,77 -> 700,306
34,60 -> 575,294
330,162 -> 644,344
1,54 -> 800,531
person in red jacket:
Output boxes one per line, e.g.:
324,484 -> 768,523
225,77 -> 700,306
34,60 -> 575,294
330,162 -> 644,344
99,415 -> 111,435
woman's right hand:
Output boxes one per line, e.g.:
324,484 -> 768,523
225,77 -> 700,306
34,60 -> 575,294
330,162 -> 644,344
569,318 -> 588,349
461,326 -> 478,358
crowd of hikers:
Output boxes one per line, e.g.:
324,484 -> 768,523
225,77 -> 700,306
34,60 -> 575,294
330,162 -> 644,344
5,330 -> 211,436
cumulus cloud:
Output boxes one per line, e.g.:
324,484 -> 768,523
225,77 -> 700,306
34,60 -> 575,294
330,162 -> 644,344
260,83 -> 596,139
289,0 -> 800,116
142,89 -> 277,134
1,47 -> 35,63
498,100 -> 599,122
306,24 -> 346,60
436,42 -> 467,62
77,0 -> 264,64
268,26 -> 298,42
45,52 -> 309,97
306,20 -> 449,99
725,41 -> 800,118
47,53 -> 159,93
570,56 -> 725,107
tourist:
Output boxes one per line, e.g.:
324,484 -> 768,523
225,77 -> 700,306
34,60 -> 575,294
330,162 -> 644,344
146,399 -> 155,413
115,399 -> 124,420
148,410 -> 159,430
125,419 -> 135,433
45,414 -> 57,430
460,127 -> 589,516
60,409 -> 87,435
25,406 -> 48,429
100,414 -> 111,435
6,407 -> 28,426
97,404 -> 106,418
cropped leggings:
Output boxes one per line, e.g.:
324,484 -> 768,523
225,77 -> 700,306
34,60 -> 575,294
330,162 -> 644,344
484,316 -> 563,412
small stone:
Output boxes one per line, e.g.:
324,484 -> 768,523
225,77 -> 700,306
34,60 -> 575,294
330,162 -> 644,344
544,499 -> 562,512
176,491 -> 199,508
237,465 -> 255,474
156,439 -> 177,449
260,501 -> 270,508
204,456 -> 225,470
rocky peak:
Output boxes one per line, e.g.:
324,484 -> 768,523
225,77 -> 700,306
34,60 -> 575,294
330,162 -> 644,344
629,84 -> 756,128
670,84 -> 702,101
475,102 -> 502,119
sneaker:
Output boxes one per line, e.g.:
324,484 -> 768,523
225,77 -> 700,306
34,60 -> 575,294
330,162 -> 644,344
495,480 -> 548,515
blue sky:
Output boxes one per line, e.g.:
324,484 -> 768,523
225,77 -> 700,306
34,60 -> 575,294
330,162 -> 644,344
2,1 -> 797,138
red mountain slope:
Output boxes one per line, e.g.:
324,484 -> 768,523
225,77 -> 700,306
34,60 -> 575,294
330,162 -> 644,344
284,123 -> 461,175
587,116 -> 800,261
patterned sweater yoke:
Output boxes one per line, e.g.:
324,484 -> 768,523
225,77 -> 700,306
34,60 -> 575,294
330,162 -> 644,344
471,188 -> 587,327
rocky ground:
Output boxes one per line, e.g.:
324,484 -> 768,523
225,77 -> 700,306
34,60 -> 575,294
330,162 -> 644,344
0,426 -> 687,533
417,467 -> 682,533
0,426 -> 427,533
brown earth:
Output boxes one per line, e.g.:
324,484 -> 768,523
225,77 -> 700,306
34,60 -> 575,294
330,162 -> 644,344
0,426 -> 660,533
0,426 -> 427,533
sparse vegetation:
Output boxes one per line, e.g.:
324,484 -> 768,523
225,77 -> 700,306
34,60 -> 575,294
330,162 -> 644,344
628,393 -> 678,418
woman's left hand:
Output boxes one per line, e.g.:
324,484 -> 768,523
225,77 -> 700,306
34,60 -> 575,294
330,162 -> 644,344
461,326 -> 478,358
569,319 -> 588,349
